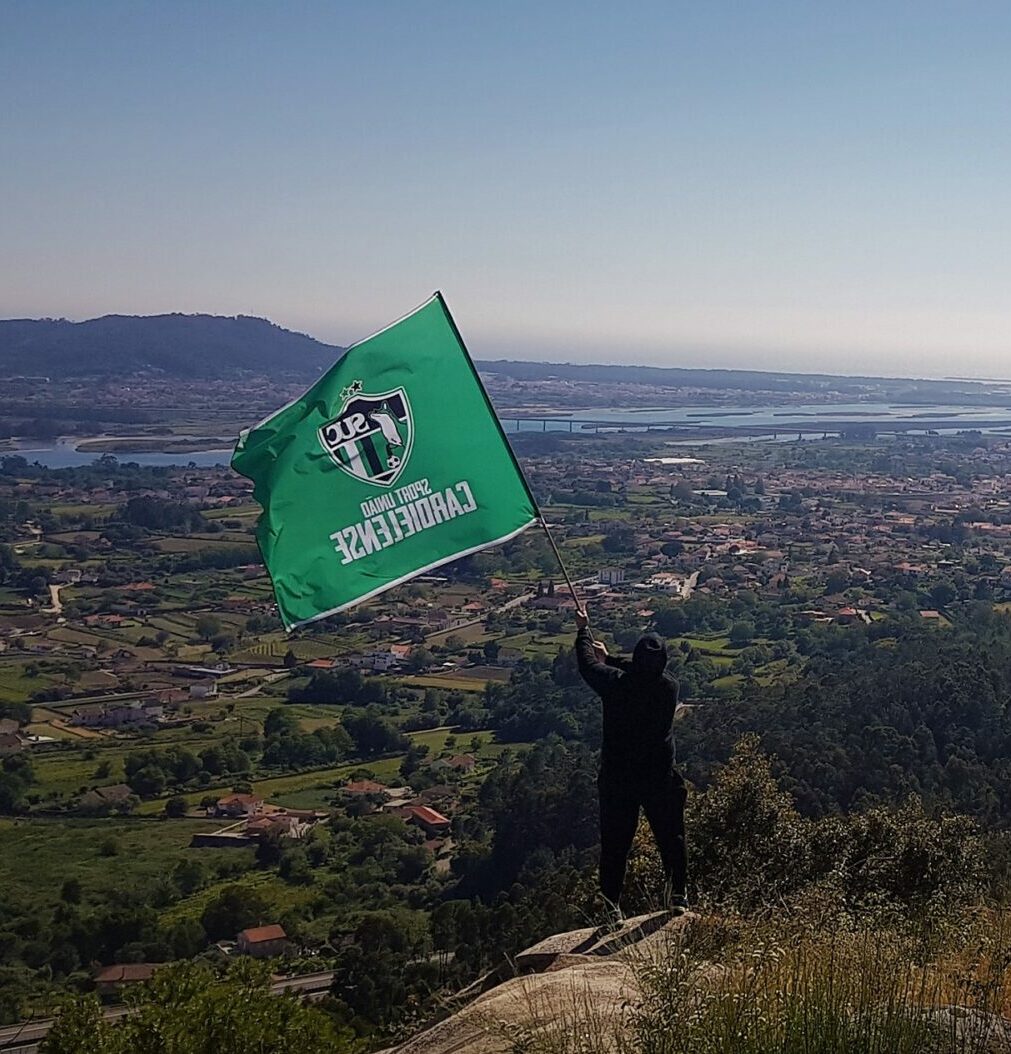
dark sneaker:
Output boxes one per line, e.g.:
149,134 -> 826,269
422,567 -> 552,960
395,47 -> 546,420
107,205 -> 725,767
667,894 -> 689,917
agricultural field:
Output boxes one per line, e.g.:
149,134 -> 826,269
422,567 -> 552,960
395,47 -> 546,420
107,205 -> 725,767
424,622 -> 489,648
0,661 -> 62,702
0,816 -> 248,912
397,673 -> 491,692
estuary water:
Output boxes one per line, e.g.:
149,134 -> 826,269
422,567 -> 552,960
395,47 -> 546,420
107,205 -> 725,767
6,400 -> 1011,468
499,400 -> 1011,431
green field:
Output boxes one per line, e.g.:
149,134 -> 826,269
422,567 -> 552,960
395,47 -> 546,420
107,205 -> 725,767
0,816 -> 249,910
131,727 -> 499,814
0,663 -> 60,702
425,622 -> 489,647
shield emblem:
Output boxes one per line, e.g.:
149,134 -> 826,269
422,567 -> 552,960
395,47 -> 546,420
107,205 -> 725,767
318,387 -> 414,488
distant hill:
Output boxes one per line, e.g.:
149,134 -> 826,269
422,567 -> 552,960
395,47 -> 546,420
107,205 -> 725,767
0,313 -> 1000,396
0,314 -> 343,379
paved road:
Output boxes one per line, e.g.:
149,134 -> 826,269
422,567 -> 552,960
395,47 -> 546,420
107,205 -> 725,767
0,972 -> 335,1052
680,570 -> 700,600
45,584 -> 63,614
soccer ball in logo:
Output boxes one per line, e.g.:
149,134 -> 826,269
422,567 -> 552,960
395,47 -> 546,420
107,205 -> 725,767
318,385 -> 414,488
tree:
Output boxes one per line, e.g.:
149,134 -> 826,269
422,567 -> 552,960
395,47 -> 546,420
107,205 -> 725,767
0,544 -> 19,588
255,827 -> 285,867
165,917 -> 206,960
40,960 -> 347,1054
728,621 -> 755,645
278,847 -> 313,884
120,496 -> 206,533
287,667 -> 387,705
824,570 -> 850,595
930,580 -> 957,607
200,885 -> 270,941
164,795 -> 188,818
263,708 -> 300,738
343,709 -> 409,758
60,878 -> 82,904
0,756 -> 34,814
0,701 -> 30,726
602,528 -> 635,553
672,480 -> 694,501
172,859 -> 206,896
195,615 -> 221,641
405,648 -> 434,673
400,742 -> 430,779
127,764 -> 166,798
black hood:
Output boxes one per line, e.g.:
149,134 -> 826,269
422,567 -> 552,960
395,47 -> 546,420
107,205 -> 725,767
632,633 -> 667,679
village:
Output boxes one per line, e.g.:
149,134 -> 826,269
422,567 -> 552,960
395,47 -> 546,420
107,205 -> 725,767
6,431 -> 1011,769
6,423 -> 1011,1027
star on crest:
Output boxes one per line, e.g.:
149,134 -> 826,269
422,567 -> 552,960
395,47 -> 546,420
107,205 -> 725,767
339,379 -> 364,403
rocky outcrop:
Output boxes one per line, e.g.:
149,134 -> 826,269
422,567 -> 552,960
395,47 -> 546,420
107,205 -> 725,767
379,912 -> 683,1054
381,912 -> 1011,1054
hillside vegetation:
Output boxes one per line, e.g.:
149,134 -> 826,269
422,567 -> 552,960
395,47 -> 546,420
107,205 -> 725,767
0,314 -> 342,379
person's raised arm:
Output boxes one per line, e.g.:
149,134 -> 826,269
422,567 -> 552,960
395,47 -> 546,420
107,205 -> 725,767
582,621 -> 633,672
574,608 -> 622,692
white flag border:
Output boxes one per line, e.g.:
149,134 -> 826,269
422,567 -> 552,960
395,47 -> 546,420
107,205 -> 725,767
282,516 -> 537,632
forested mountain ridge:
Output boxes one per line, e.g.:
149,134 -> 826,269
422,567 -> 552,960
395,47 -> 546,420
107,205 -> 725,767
0,314 -> 343,379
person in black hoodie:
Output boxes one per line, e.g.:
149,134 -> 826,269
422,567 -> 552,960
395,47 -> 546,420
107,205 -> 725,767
575,607 -> 688,927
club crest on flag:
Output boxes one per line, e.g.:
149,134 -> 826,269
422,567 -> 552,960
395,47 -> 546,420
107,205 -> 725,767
318,382 -> 414,487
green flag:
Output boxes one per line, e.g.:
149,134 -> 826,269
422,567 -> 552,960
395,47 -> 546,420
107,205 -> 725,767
232,293 -> 538,630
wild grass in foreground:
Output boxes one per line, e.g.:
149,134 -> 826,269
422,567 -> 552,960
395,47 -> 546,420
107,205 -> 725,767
490,902 -> 1011,1054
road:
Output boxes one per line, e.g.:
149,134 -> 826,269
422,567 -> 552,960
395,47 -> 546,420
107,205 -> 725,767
422,587 -> 537,641
44,583 -> 63,614
0,972 -> 335,1052
234,670 -> 291,698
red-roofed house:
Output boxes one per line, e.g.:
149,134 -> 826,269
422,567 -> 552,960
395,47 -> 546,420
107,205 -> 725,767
403,805 -> 451,837
237,924 -> 290,959
245,814 -> 307,839
213,793 -> 264,818
342,779 -> 388,796
0,733 -> 24,756
305,658 -> 337,670
94,963 -> 158,994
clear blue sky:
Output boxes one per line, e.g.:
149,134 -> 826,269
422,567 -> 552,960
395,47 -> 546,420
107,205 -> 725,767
3,1 -> 1011,377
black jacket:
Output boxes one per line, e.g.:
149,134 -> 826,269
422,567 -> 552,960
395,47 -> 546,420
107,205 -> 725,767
575,627 -> 679,777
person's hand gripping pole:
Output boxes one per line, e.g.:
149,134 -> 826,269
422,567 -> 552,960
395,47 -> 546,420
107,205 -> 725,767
575,605 -> 607,660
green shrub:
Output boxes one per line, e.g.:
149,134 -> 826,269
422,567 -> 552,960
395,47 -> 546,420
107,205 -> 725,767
41,959 -> 351,1054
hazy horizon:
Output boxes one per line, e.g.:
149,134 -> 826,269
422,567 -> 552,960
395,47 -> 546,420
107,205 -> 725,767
4,2 -> 1011,380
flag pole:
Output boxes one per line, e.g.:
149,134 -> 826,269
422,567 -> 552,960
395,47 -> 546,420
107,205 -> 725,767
432,290 -> 585,613
538,516 -> 584,612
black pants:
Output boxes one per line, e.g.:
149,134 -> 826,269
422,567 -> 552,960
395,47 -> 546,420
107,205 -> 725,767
598,769 -> 687,905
